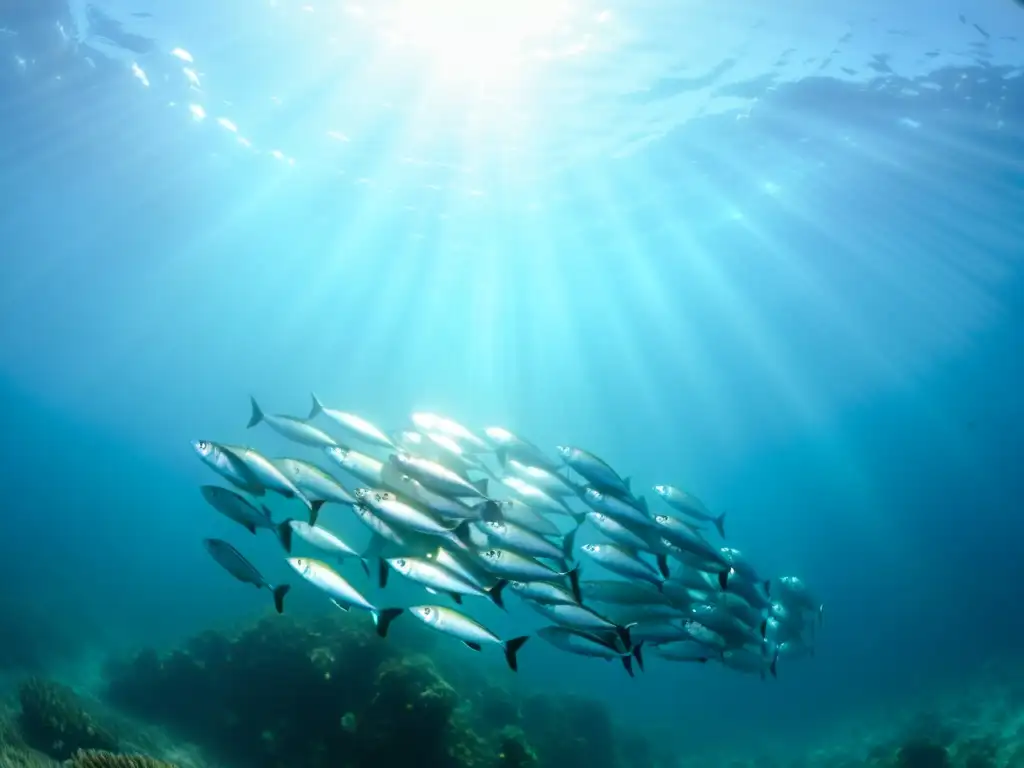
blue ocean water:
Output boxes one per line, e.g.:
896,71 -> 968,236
1,0 -> 1023,764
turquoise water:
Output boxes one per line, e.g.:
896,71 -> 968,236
1,1 -> 1023,766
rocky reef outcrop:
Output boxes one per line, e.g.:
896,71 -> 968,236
102,611 -> 629,768
17,678 -> 118,761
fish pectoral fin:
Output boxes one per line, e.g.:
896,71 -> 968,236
463,641 -> 483,652
329,599 -> 351,612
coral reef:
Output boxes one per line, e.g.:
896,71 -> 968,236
103,611 -> 591,768
670,664 -> 1024,768
17,678 -> 117,760
65,749 -> 177,768
5,607 -> 1024,768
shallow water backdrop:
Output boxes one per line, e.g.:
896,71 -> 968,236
1,0 -> 1023,759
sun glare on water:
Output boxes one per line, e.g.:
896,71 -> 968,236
382,0 -> 576,84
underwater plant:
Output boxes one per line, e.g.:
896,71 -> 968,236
102,611 -> 554,768
17,678 -> 117,761
65,750 -> 178,768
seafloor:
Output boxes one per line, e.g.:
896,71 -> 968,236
0,609 -> 1020,768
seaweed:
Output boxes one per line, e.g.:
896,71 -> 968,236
65,750 -> 177,768
17,678 -> 117,761
102,612 -> 551,768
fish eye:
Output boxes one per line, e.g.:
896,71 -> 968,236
395,559 -> 405,567
422,607 -> 432,615
656,515 -> 668,523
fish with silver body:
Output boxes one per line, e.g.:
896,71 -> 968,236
308,394 -> 396,449
247,397 -> 338,449
406,605 -> 530,671
652,484 -> 726,538
204,538 -> 290,613
200,485 -> 275,535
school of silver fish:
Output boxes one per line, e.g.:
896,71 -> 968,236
192,393 -> 823,679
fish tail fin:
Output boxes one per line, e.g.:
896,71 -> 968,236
770,650 -> 779,679
308,392 -> 325,420
362,534 -> 387,560
495,447 -> 508,468
655,554 -> 670,579
272,584 -> 290,614
567,565 -> 583,605
570,510 -> 588,527
480,500 -> 503,523
503,635 -> 530,672
760,618 -> 768,639
818,604 -> 824,626
718,569 -> 730,590
358,558 -> 370,578
488,579 -> 509,610
561,528 -> 578,561
377,559 -> 390,588
373,607 -> 404,639
450,519 -> 474,546
276,520 -> 294,553
714,512 -> 727,539
764,579 -> 772,598
616,623 -> 633,649
308,499 -> 325,526
621,654 -> 635,677
247,396 -> 264,428
472,478 -> 488,496
633,642 -> 645,672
